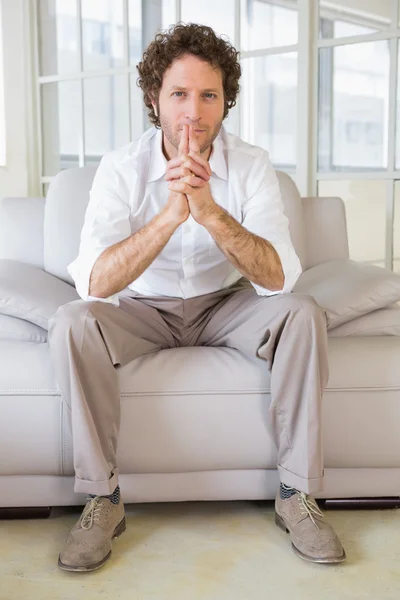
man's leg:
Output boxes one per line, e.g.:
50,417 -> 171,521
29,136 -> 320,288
48,296 -> 178,571
191,286 -> 345,563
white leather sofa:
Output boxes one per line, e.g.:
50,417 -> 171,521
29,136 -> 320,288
1,167 -> 400,509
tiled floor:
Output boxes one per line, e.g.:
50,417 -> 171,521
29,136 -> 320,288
1,500 -> 400,600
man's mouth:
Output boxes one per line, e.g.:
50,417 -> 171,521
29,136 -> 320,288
179,128 -> 206,132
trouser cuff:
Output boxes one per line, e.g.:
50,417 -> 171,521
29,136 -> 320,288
278,464 -> 324,495
74,467 -> 120,496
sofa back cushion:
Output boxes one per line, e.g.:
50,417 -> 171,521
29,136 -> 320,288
43,165 -> 308,284
0,197 -> 45,268
44,166 -> 97,284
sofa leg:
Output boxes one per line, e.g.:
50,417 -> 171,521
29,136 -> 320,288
324,498 -> 400,510
0,507 -> 52,519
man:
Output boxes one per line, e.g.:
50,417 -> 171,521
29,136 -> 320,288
48,22 -> 346,572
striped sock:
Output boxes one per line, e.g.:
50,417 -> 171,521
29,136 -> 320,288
90,485 -> 120,505
280,483 -> 297,499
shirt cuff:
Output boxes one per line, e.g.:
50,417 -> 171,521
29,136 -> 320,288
251,241 -> 302,296
67,251 -> 121,307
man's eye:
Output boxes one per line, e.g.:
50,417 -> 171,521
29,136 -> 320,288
173,92 -> 184,97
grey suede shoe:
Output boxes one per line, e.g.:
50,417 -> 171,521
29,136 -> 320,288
58,496 -> 126,572
275,486 -> 346,564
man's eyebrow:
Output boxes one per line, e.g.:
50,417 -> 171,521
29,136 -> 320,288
168,86 -> 220,92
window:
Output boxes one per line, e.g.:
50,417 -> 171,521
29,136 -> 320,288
317,0 -> 400,271
35,0 -> 300,194
0,0 -> 6,167
33,0 -> 400,272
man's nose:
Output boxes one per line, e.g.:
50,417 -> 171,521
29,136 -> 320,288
185,97 -> 201,121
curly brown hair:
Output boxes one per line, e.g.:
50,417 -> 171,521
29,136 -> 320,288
136,22 -> 241,128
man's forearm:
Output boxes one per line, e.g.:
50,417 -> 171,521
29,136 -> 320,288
203,206 -> 284,291
89,210 -> 179,298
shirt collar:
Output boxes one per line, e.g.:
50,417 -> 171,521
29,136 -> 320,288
209,130 -> 228,181
147,126 -> 228,183
147,128 -> 167,183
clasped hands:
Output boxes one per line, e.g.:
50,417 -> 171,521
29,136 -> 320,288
165,124 -> 218,225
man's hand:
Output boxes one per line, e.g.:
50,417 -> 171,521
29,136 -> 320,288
165,124 -> 212,188
167,125 -> 220,226
163,125 -> 193,225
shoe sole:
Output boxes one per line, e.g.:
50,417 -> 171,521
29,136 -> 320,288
58,516 -> 126,572
275,512 -> 346,564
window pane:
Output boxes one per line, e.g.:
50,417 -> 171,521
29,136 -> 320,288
319,0 -> 391,39
162,0 -> 176,30
181,0 -> 235,42
38,0 -> 79,76
128,0 -> 142,65
394,182 -> 400,272
0,0 -> 5,166
241,53 -> 297,170
241,0 -> 298,51
318,180 -> 386,267
130,74 -> 145,139
318,42 -> 389,172
84,76 -> 130,165
41,81 -> 81,176
81,0 -> 124,71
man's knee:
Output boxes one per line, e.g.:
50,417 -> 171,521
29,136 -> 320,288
49,299 -> 96,329
287,293 -> 327,321
274,293 -> 324,318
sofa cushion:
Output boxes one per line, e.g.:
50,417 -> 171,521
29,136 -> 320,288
0,314 -> 47,342
2,339 -> 400,477
0,259 -> 79,329
293,259 -> 400,328
44,166 -> 98,285
329,304 -> 400,337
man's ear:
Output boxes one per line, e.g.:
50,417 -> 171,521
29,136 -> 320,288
150,97 -> 158,117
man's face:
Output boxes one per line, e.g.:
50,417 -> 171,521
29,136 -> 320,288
154,54 -> 225,160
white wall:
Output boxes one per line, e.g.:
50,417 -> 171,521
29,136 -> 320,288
0,0 -> 38,198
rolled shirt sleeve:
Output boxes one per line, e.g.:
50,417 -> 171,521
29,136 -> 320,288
67,153 -> 132,306
241,151 -> 302,295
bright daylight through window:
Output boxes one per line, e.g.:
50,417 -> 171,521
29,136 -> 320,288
0,0 -> 6,166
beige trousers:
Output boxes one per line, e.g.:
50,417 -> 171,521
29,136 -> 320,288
48,278 -> 329,496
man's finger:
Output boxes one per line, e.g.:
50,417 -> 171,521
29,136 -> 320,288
166,156 -> 210,180
178,124 -> 189,156
189,125 -> 200,154
165,165 -> 209,181
168,179 -> 207,192
188,150 -> 212,177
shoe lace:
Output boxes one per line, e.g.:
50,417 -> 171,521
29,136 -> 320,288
81,497 -> 104,530
298,492 -> 324,529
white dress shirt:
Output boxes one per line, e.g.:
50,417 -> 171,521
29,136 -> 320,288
68,125 -> 302,306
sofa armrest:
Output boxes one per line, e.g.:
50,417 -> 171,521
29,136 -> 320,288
0,259 -> 79,330
0,197 -> 45,268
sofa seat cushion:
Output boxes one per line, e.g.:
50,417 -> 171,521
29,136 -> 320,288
0,314 -> 47,342
329,304 -> 400,337
1,338 -> 399,477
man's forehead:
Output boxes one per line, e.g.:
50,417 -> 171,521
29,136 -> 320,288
166,85 -> 221,92
163,58 -> 223,83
